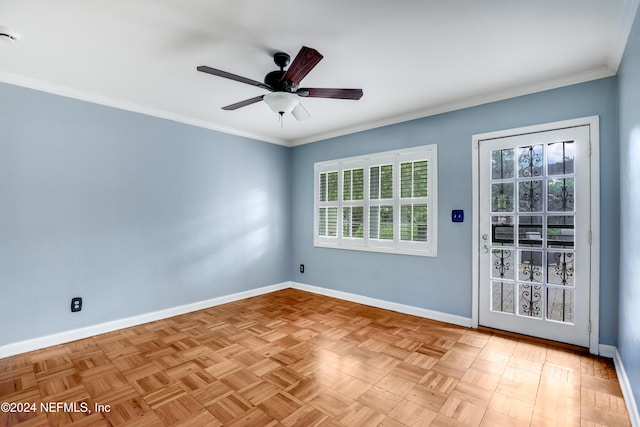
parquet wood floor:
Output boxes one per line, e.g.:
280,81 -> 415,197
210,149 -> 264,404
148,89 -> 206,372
0,288 -> 631,426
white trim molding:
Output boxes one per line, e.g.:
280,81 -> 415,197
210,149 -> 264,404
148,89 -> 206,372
2,279 -> 638,427
0,71 -> 290,147
314,144 -> 438,257
0,283 -> 289,359
608,0 -> 640,71
598,344 -> 617,358
0,66 -> 618,149
289,282 -> 473,328
602,345 -> 640,427
0,281 -> 473,360
471,116 -> 601,354
292,67 -> 616,147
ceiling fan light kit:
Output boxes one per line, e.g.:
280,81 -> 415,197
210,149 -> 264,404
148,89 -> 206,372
263,92 -> 299,115
197,46 -> 363,125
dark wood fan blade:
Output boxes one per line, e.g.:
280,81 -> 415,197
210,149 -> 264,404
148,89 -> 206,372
197,66 -> 270,89
222,95 -> 265,110
299,88 -> 363,100
282,46 -> 323,85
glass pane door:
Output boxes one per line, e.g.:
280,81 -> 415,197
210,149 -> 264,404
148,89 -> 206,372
478,126 -> 591,347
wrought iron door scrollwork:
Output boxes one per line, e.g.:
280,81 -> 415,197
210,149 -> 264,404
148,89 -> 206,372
520,284 -> 542,317
551,252 -> 574,286
492,183 -> 513,212
519,145 -> 543,178
492,249 -> 512,278
519,180 -> 542,212
520,260 -> 542,282
548,178 -> 574,211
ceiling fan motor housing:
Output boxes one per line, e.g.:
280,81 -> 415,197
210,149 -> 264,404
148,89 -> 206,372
264,70 -> 291,91
264,52 -> 294,91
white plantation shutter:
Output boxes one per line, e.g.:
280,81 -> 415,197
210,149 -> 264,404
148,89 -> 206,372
400,159 -> 429,242
342,163 -> 365,241
398,151 -> 436,254
317,168 -> 338,239
367,156 -> 395,250
314,144 -> 437,256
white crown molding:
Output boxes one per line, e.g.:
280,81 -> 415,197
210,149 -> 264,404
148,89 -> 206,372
0,71 -> 290,147
607,0 -> 640,71
290,66 -> 615,146
0,64 -> 617,149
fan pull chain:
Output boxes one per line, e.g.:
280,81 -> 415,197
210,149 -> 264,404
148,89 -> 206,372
279,111 -> 284,128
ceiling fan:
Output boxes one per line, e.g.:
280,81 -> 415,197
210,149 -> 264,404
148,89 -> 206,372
197,46 -> 363,122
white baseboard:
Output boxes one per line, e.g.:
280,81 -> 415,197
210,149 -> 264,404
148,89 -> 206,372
599,344 -> 618,358
611,347 -> 640,427
0,282 -> 289,359
599,344 -> 639,427
288,281 -> 473,328
1,281 -> 471,359
293,282 -> 640,425
4,280 -> 637,427
289,281 -> 639,426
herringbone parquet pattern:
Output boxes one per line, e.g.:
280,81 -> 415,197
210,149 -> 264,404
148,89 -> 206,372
0,288 -> 631,426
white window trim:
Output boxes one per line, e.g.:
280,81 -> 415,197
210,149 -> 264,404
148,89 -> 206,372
314,144 -> 438,257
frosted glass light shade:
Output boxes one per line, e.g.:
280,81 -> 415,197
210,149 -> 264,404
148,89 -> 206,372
263,92 -> 299,114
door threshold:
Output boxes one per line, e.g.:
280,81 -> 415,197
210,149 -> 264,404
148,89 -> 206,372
478,326 -> 589,354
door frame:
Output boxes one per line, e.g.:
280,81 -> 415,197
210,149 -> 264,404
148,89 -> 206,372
471,116 -> 600,354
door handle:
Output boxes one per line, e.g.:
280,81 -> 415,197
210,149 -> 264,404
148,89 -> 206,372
481,234 -> 489,253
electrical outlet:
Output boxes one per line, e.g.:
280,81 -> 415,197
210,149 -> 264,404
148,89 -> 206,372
300,264 -> 305,273
71,297 -> 82,312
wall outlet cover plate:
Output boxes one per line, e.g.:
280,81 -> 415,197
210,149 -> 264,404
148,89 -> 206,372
71,297 -> 82,312
452,209 -> 464,223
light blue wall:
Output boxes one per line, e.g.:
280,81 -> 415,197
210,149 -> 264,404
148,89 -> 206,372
0,71 -> 623,350
617,7 -> 640,413
0,82 -> 291,346
291,77 -> 619,345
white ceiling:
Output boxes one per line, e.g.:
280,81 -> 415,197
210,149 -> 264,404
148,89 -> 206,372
0,1 -> 637,146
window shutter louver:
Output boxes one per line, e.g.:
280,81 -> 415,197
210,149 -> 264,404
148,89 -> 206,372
315,145 -> 437,256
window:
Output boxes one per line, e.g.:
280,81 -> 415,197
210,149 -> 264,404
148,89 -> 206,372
342,166 -> 364,239
314,144 -> 437,256
317,170 -> 338,237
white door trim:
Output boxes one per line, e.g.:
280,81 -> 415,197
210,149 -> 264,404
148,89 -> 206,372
471,116 -> 600,354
